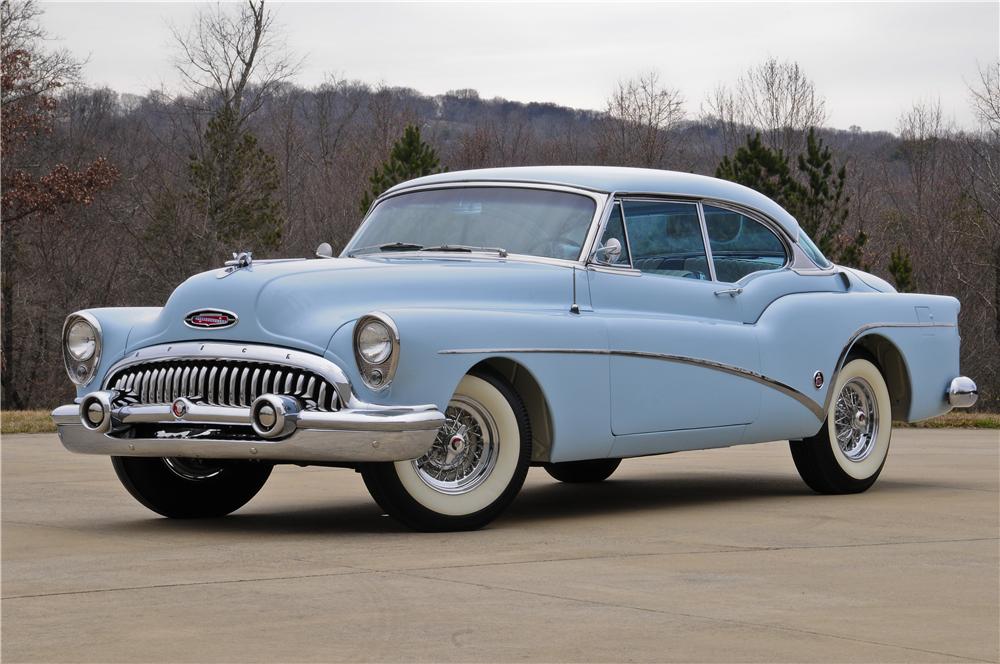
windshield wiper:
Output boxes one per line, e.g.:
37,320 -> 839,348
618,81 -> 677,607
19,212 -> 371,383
348,242 -> 424,257
420,244 -> 508,257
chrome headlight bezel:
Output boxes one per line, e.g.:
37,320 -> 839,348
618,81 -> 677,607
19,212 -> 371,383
62,312 -> 102,386
353,312 -> 399,391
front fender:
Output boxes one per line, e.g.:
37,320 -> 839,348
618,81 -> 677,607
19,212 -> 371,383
327,307 -> 615,461
69,307 -> 163,399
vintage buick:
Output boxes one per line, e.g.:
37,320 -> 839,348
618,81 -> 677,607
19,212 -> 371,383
52,166 -> 978,531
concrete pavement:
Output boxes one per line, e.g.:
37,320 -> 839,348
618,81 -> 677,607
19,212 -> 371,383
2,429 -> 998,662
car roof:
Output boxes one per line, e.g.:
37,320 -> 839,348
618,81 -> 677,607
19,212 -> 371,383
384,166 -> 801,238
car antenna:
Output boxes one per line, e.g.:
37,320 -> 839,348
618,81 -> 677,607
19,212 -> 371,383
570,265 -> 580,315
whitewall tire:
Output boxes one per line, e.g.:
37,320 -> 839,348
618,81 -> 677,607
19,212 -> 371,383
790,357 -> 892,494
360,369 -> 531,531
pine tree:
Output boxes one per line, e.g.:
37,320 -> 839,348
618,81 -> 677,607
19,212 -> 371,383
716,129 -> 867,268
888,246 -> 915,292
360,124 -> 444,212
188,105 -> 283,251
714,133 -> 799,204
792,128 -> 848,258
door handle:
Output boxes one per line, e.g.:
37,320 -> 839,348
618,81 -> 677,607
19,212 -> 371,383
714,287 -> 743,297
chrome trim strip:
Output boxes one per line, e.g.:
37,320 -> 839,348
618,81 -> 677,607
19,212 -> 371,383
106,342 -> 354,408
438,347 -> 826,419
696,201 -> 718,282
438,321 -> 958,423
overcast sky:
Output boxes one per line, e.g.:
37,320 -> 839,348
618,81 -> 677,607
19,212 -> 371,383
41,1 -> 999,133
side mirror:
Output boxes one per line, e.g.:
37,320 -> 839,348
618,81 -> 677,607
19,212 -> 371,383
315,242 -> 333,259
592,237 -> 622,264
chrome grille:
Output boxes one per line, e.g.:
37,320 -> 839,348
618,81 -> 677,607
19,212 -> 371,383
106,360 -> 339,411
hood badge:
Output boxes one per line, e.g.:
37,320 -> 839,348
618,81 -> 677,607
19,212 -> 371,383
184,309 -> 238,329
218,250 -> 253,279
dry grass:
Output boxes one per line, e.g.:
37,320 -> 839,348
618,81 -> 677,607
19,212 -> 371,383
2,410 -> 57,434
1,408 -> 997,436
895,411 -> 1000,429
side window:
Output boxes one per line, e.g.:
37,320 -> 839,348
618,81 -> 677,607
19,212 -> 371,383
594,202 -> 631,266
702,205 -> 788,282
622,200 -> 710,279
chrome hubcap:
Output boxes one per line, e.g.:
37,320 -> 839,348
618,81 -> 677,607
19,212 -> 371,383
412,395 -> 498,494
163,457 -> 225,481
834,378 -> 879,462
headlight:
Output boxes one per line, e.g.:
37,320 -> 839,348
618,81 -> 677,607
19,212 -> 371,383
62,312 -> 102,386
66,319 -> 97,360
353,312 -> 399,390
357,320 -> 392,364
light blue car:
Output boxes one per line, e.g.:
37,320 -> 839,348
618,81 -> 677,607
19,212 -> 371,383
52,166 -> 978,531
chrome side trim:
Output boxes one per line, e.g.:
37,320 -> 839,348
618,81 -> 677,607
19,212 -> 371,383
439,321 -> 959,423
438,347 -> 826,419
105,342 -> 355,408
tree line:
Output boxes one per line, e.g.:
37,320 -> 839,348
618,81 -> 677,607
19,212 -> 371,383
1,0 -> 997,411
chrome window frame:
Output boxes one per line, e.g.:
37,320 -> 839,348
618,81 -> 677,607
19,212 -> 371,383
699,200 -> 793,285
344,181 -> 610,267
590,200 -> 635,270
590,196 -> 714,282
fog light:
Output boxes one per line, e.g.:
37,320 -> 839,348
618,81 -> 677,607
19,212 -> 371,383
86,401 -> 105,426
250,394 -> 301,439
257,404 -> 276,429
368,368 -> 384,387
79,391 -> 114,433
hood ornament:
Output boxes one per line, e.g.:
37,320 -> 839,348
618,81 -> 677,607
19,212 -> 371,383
218,251 -> 253,279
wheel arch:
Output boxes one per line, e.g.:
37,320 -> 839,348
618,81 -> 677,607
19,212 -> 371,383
471,357 -> 554,463
845,333 -> 912,422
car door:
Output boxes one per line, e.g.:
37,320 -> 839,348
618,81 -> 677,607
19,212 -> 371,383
587,198 -> 762,440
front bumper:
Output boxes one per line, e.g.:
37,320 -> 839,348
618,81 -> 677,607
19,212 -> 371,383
52,398 -> 445,463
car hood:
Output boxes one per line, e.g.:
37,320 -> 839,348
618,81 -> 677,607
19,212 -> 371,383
124,256 -> 576,355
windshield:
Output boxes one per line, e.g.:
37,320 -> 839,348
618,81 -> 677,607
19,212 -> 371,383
346,187 -> 597,261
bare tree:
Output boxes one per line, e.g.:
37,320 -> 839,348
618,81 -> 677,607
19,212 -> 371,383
171,0 -> 298,122
961,63 -> 1000,351
704,58 -> 826,155
599,71 -> 685,168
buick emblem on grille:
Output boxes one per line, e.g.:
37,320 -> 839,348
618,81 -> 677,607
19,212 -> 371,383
171,398 -> 189,418
184,309 -> 238,329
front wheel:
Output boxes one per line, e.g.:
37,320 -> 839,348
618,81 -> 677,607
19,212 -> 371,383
112,457 -> 272,518
790,358 -> 892,494
361,370 -> 531,531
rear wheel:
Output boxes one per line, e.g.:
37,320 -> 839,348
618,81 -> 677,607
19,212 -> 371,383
544,458 -> 621,483
361,369 -> 531,531
112,456 -> 272,518
790,358 -> 892,494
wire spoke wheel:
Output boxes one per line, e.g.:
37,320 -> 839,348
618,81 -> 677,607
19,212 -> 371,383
413,395 -> 499,495
833,378 -> 879,462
